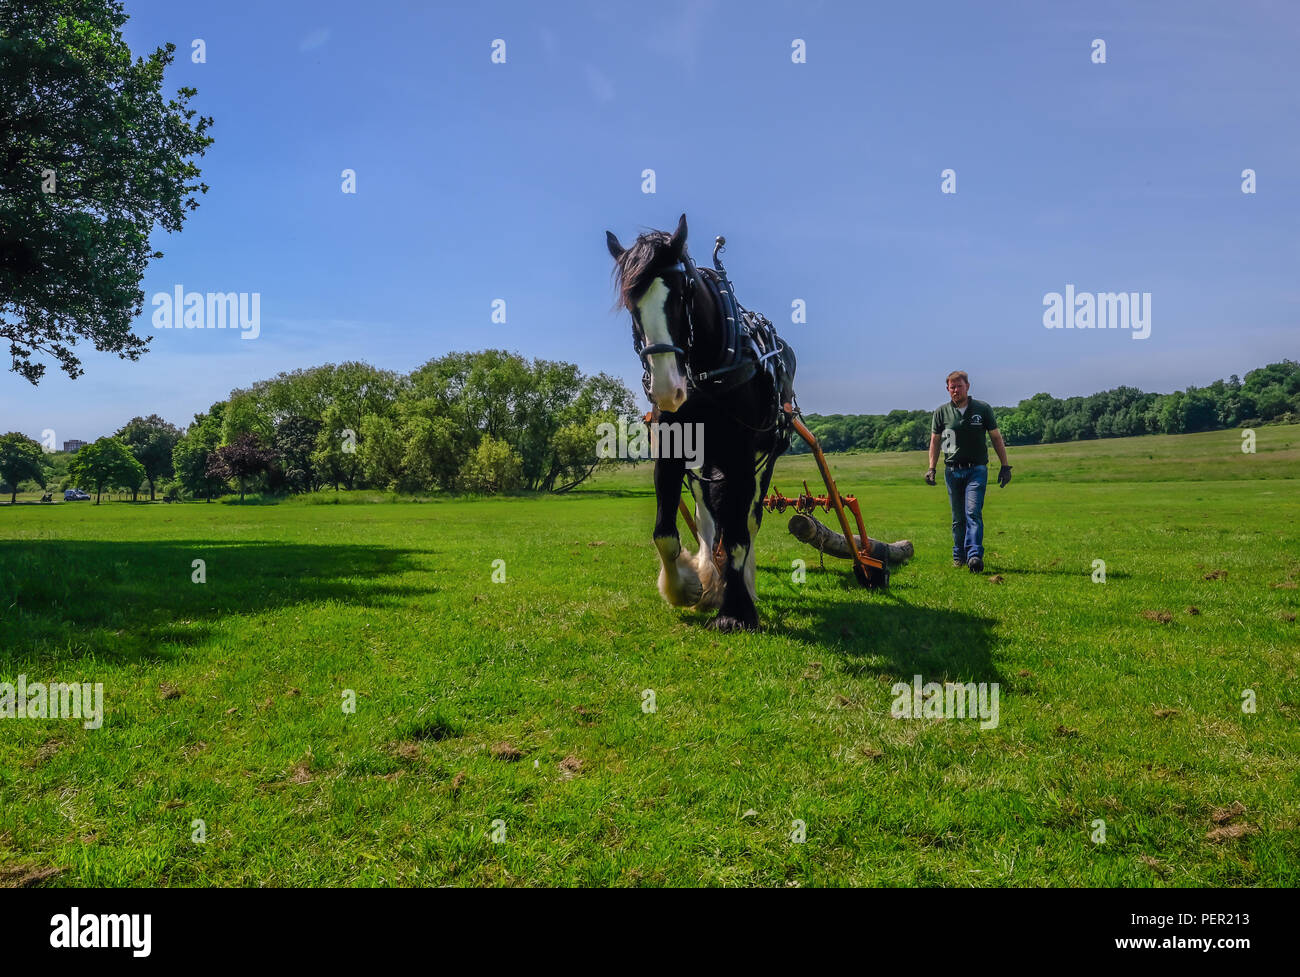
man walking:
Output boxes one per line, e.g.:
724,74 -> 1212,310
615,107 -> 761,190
925,371 -> 1012,573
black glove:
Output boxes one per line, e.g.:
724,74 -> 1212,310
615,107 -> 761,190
998,465 -> 1012,488
924,468 -> 936,486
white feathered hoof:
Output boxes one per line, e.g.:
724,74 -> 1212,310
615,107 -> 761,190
693,548 -> 725,610
656,538 -> 703,607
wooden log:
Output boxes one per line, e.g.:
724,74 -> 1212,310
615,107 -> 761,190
787,513 -> 913,566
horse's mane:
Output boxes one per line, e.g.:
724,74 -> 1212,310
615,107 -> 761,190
610,230 -> 674,312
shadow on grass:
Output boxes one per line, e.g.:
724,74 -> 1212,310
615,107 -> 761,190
678,566 -> 1004,685
0,540 -> 430,668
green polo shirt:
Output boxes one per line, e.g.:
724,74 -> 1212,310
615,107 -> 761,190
931,398 -> 998,466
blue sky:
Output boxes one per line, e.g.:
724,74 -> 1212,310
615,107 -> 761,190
5,0 -> 1298,443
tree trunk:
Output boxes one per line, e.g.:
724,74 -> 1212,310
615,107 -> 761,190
786,513 -> 913,566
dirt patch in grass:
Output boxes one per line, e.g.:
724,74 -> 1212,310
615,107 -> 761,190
1142,610 -> 1173,623
491,742 -> 524,762
1211,801 -> 1246,825
0,863 -> 66,888
558,755 -> 584,779
26,738 -> 63,767
389,741 -> 422,762
1206,822 -> 1257,842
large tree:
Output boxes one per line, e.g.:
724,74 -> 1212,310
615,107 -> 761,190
172,404 -> 227,501
0,0 -> 213,383
206,432 -> 276,501
116,413 -> 181,500
0,431 -> 45,503
67,436 -> 144,504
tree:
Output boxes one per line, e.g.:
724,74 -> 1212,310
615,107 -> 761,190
0,0 -> 213,383
400,411 -> 464,491
273,414 -> 322,493
459,435 -> 523,494
360,414 -> 413,491
0,432 -> 45,503
67,437 -> 144,504
205,433 -> 276,501
172,404 -> 227,501
116,414 -> 181,500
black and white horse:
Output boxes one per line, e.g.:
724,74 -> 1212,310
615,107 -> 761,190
606,214 -> 796,631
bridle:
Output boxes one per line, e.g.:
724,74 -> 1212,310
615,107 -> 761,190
626,236 -> 770,409
631,250 -> 704,382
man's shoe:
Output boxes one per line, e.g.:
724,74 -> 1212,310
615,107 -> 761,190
953,557 -> 966,567
968,556 -> 984,573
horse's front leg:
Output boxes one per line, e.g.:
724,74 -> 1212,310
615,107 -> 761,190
653,457 -> 701,607
710,469 -> 760,632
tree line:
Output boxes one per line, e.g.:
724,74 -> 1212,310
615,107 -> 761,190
1,351 -> 634,503
791,360 -> 1300,455
5,357 -> 1298,502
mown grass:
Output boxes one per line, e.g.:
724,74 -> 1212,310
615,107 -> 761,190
1,426 -> 1297,886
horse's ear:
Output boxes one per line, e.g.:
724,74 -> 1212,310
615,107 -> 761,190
606,231 -> 625,260
669,213 -> 688,258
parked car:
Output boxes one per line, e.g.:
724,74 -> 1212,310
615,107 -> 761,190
63,488 -> 91,501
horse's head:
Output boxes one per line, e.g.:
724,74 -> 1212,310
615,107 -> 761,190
606,213 -> 698,413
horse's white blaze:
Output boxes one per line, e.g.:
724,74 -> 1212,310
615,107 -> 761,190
636,277 -> 686,411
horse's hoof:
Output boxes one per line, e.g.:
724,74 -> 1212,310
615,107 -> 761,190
709,613 -> 759,633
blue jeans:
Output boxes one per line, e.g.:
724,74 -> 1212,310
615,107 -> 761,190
945,465 -> 987,562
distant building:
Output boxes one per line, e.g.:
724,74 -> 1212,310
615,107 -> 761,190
63,440 -> 87,453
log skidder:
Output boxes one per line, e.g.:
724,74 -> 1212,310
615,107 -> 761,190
676,404 -> 912,589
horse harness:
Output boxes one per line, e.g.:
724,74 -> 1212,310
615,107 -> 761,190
632,245 -> 794,437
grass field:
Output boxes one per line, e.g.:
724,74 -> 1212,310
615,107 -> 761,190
2,425 -> 1298,886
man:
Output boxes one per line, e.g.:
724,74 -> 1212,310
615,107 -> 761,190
925,371 -> 1012,573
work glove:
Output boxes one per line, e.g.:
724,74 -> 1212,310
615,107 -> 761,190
924,468 -> 937,486
998,465 -> 1012,488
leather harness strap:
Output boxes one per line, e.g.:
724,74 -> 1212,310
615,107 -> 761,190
634,241 -> 794,440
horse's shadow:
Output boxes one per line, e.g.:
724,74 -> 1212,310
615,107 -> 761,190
683,568 -> 1003,686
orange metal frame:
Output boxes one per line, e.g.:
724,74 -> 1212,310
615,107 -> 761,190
674,403 -> 883,580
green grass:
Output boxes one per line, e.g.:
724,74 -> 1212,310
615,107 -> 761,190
2,426 -> 1297,886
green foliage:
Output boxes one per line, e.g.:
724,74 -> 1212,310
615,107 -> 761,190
115,413 -> 181,499
796,360 -> 1300,453
172,403 -> 227,500
458,434 -> 523,494
0,0 -> 213,383
66,436 -> 145,503
0,431 -> 46,502
273,414 -> 322,493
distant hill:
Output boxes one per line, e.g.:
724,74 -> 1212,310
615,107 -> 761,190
791,360 -> 1300,454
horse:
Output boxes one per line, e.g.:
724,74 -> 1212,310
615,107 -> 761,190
606,213 -> 797,631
